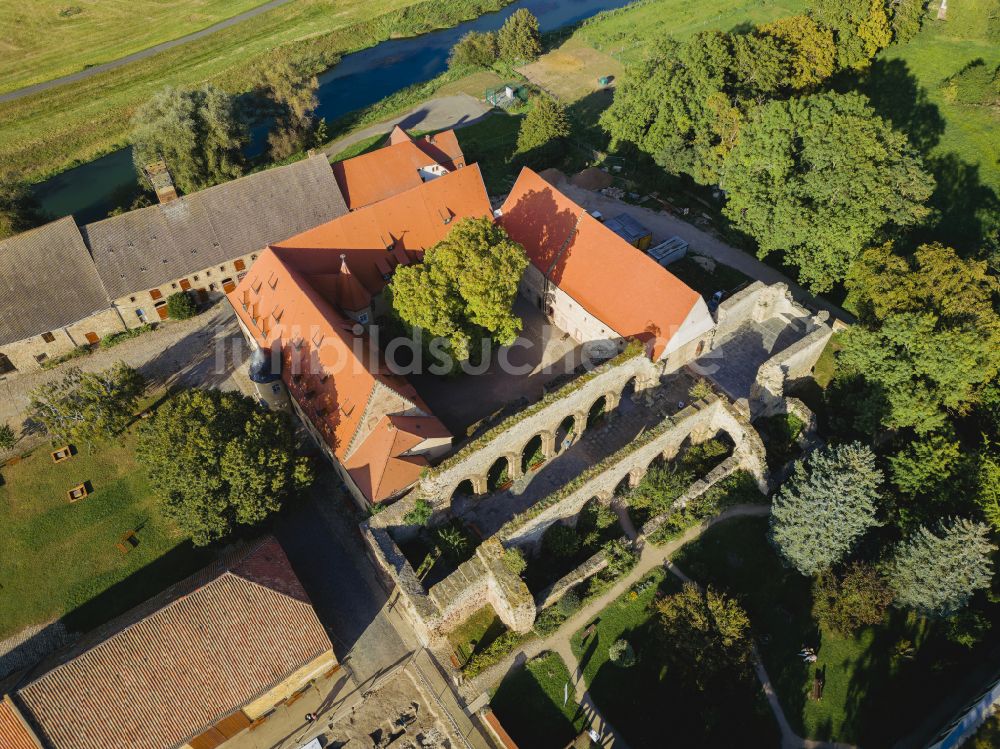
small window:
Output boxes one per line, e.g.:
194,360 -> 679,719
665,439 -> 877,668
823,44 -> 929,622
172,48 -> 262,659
0,353 -> 17,375
129,296 -> 136,303
34,353 -> 48,364
41,331 -> 55,343
219,265 -> 226,272
205,270 -> 211,276
250,254 -> 257,261
170,283 -> 178,290
192,275 -> 199,282
149,289 -> 163,300
234,259 -> 246,272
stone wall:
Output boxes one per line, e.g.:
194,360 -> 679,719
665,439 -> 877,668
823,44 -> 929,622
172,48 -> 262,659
497,396 -> 768,550
639,454 -> 744,538
714,281 -> 812,341
750,323 -> 833,420
534,548 -> 609,610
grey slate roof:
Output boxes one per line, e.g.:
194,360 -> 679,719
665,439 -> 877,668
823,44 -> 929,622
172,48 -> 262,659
81,154 -> 348,300
0,217 -> 111,346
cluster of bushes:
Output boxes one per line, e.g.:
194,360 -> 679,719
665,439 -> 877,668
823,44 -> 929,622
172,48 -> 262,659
647,471 -> 764,545
463,630 -> 529,677
941,59 -> 1000,107
100,323 -> 155,349
165,291 -> 197,320
448,9 -> 541,71
39,345 -> 92,370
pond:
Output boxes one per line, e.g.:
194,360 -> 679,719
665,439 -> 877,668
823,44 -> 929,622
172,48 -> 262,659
34,0 -> 633,224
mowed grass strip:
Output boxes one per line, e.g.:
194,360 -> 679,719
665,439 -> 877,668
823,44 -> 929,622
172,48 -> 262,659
0,0 -> 509,182
0,412 -> 210,639
0,0 -> 270,94
490,651 -> 586,749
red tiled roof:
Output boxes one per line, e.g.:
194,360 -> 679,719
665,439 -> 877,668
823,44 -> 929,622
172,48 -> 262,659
344,415 -> 439,503
332,129 -> 466,210
0,699 -> 38,749
500,168 -> 701,359
15,538 -> 331,749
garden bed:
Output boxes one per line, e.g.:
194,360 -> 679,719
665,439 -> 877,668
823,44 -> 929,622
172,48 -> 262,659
395,519 -> 477,589
447,605 -> 507,666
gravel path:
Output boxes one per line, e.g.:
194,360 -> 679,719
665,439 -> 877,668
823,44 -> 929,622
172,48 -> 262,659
322,94 -> 493,159
0,0 -> 293,103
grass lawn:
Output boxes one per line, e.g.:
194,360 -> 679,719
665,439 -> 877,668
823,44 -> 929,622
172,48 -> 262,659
569,567 -> 778,747
490,651 -> 586,749
447,605 -> 506,664
454,110 -> 524,195
0,0 -> 508,182
0,408 -> 213,639
0,0 -> 268,94
671,515 -> 1000,746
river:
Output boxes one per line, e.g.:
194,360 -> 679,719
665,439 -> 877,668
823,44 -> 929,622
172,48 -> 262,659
34,0 -> 631,224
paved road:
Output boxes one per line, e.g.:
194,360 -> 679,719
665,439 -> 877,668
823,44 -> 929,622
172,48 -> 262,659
0,0 -> 293,104
557,181 -> 854,326
322,94 -> 493,159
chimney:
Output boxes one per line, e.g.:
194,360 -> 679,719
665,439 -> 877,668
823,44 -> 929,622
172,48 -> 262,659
143,160 -> 178,204
340,253 -> 350,273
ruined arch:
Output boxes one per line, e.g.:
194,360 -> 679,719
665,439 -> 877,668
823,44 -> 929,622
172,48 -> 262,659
521,434 -> 545,473
587,395 -> 608,429
487,456 -> 512,492
451,479 -> 475,501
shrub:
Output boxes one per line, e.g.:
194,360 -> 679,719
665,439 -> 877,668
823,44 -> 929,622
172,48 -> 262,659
436,524 -> 473,562
603,538 -> 638,578
543,523 -> 580,559
100,323 -> 155,348
0,424 -> 16,451
812,563 -> 893,633
463,631 -> 527,677
608,638 -> 636,667
942,59 -> 1000,107
403,498 -> 433,526
688,379 -> 714,401
449,31 -> 497,69
502,547 -> 527,576
533,589 -> 582,636
166,291 -> 197,320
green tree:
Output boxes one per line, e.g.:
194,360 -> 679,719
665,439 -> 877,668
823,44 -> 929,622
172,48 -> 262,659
608,638 -> 637,667
975,446 -> 1000,531
516,95 -> 570,158
449,31 -> 498,68
759,15 -> 837,89
29,363 -> 146,447
0,176 -> 41,239
166,291 -> 197,320
139,388 -> 311,545
497,9 -> 540,64
889,430 -> 962,497
771,442 -> 883,575
890,0 -> 927,43
403,497 -> 434,526
888,517 -> 995,616
629,463 -> 693,516
258,50 -> 320,159
840,243 -> 1000,432
0,423 -> 17,451
812,563 -> 894,633
603,538 -> 638,577
722,91 -> 932,291
131,85 -> 247,194
543,523 -> 580,559
601,33 -> 740,186
389,217 -> 528,361
655,583 -> 752,690
731,31 -> 789,99
813,0 -> 893,70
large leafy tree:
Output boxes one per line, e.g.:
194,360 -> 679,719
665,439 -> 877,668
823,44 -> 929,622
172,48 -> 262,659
758,15 -> 837,89
29,363 -> 147,447
131,84 -> 248,194
497,9 -> 540,64
839,243 -> 1000,432
389,217 -> 528,361
813,0 -> 893,70
516,95 -> 570,159
601,32 -> 740,186
258,50 -> 320,160
0,176 -> 42,239
771,442 -> 883,575
722,91 -> 932,291
888,518 -> 995,616
812,562 -> 894,633
655,583 -> 752,690
139,388 -> 312,545
449,31 -> 498,69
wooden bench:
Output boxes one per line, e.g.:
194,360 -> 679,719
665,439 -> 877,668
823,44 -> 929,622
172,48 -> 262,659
116,531 -> 139,554
810,674 -> 825,701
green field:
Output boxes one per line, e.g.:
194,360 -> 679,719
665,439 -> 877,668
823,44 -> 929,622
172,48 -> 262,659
0,403 -> 212,639
0,0 -> 509,182
490,651 -> 586,749
672,516 -> 1000,746
0,0 -> 269,94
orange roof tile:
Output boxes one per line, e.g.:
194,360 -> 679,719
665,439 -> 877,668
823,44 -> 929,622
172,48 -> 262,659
332,129 -> 467,210
0,699 -> 39,749
500,168 -> 702,359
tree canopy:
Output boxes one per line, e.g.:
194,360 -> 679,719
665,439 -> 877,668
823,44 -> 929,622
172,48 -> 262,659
771,442 -> 883,575
655,583 -> 752,690
722,91 -> 933,291
449,31 -> 498,69
516,95 -> 570,159
888,517 -> 995,617
839,243 -> 1000,433
388,217 -> 528,361
258,50 -> 320,160
497,9 -> 540,64
812,562 -> 894,633
812,0 -> 893,70
758,15 -> 837,89
29,363 -> 146,447
0,176 -> 41,239
131,84 -> 247,194
138,388 -> 312,545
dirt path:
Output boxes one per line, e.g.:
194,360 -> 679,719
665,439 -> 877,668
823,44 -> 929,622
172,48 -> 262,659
321,94 -> 492,159
463,504 -> 772,746
0,0 -> 294,104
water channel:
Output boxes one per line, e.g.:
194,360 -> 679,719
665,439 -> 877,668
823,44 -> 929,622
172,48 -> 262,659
34,0 -> 632,224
